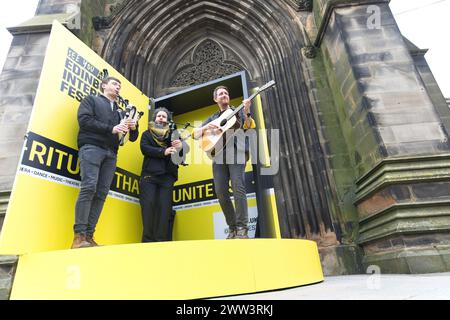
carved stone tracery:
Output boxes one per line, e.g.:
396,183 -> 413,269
170,40 -> 245,87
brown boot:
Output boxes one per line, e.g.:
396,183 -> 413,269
235,227 -> 249,239
71,233 -> 91,249
86,234 -> 101,247
226,228 -> 236,239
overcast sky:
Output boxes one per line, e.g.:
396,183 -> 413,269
0,0 -> 449,97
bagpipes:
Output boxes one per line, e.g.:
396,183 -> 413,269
167,120 -> 194,166
118,103 -> 144,146
100,68 -> 144,146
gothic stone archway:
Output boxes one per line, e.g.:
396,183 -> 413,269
97,0 -> 343,251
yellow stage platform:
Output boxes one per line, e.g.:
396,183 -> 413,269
11,239 -> 323,300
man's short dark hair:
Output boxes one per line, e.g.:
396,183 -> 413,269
100,76 -> 121,93
213,85 -> 229,99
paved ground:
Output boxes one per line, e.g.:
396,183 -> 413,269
217,273 -> 450,300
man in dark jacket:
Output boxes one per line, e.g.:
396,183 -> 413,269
72,76 -> 139,249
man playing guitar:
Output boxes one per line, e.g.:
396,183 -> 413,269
193,86 -> 256,239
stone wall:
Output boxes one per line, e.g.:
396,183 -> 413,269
80,0 -> 107,48
412,48 -> 450,135
311,0 -> 450,273
36,0 -> 107,47
303,46 -> 364,275
0,191 -> 14,300
36,0 -> 81,14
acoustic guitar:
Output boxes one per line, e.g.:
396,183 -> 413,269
200,80 -> 276,157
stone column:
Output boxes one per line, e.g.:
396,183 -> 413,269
0,0 -> 107,300
0,255 -> 17,300
313,0 -> 450,273
0,32 -> 50,192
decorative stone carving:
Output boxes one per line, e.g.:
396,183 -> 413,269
224,47 -> 245,66
299,0 -> 313,11
302,45 -> 317,58
285,0 -> 313,11
171,40 -> 244,87
92,16 -> 111,30
110,0 -> 127,15
177,51 -> 192,69
93,0 -> 126,30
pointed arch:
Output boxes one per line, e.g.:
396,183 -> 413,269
100,0 -> 341,242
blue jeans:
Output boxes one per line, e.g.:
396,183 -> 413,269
74,144 -> 117,235
212,162 -> 248,230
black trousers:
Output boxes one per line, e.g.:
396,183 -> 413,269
139,175 -> 176,242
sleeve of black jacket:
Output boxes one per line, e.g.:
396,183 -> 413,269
140,131 -> 166,158
78,96 -> 114,134
129,123 -> 139,142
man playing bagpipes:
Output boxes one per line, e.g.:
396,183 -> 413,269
72,76 -> 139,249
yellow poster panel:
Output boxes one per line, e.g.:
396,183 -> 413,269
0,21 -> 149,254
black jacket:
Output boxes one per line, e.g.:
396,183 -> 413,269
140,130 -> 189,180
77,95 -> 139,153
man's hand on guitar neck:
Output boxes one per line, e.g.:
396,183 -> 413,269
243,99 -> 251,115
243,99 -> 254,129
